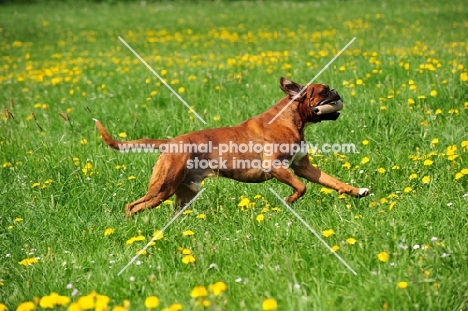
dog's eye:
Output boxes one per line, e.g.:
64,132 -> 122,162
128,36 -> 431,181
320,89 -> 329,97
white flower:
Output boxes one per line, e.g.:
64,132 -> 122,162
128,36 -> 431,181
235,277 -> 242,283
71,289 -> 79,297
5,254 -> 11,258
446,202 -> 453,207
294,283 -> 301,290
463,193 -> 468,198
441,253 -> 450,258
209,263 -> 218,269
413,244 -> 420,250
430,237 -> 438,242
129,276 -> 135,282
66,283 -> 73,289
136,260 -> 142,266
399,244 -> 409,250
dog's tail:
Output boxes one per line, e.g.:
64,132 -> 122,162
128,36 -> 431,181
93,119 -> 168,152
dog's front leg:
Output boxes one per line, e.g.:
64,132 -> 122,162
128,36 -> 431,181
270,168 -> 307,203
291,157 -> 369,197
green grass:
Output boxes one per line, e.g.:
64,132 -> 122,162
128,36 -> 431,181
1,0 -> 467,310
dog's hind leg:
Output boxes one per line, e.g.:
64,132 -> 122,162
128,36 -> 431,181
174,181 -> 201,210
125,154 -> 187,216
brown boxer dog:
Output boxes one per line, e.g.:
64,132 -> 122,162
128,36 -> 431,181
94,77 -> 369,216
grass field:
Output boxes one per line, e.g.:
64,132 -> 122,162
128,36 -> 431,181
1,0 -> 467,310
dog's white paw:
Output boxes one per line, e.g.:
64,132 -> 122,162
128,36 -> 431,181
359,188 -> 370,197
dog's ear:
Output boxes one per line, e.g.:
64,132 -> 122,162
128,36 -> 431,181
280,77 -> 304,98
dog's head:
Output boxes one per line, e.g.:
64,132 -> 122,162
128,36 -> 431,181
280,77 -> 343,122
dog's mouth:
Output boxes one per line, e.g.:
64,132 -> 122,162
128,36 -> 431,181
311,92 -> 343,121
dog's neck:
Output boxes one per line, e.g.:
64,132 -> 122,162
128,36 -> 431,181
271,97 -> 316,135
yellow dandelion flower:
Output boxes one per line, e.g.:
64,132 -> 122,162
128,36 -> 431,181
208,281 -> 227,296
397,281 -> 408,289
0,303 -> 7,311
104,228 -> 114,236
435,109 -> 442,115
14,217 -> 23,223
460,72 -> 468,82
422,176 -> 431,184
423,159 -> 433,166
144,296 -> 160,309
404,187 -> 413,193
389,202 -> 396,210
320,187 -> 332,194
409,173 -> 418,180
361,157 -> 370,164
346,238 -> 357,245
127,175 -> 136,180
430,90 -> 437,97
136,249 -> 147,255
238,197 -> 250,207
19,257 -> 38,266
342,162 -> 351,169
183,230 -> 194,236
190,286 -> 208,298
163,200 -> 173,205
15,302 -> 35,311
391,165 -> 400,170
331,245 -> 340,252
322,229 -> 334,237
80,139 -> 88,145
182,210 -> 192,215
455,172 -> 464,180
196,214 -> 206,219
32,182 -> 41,188
152,230 -> 164,240
461,169 -> 468,175
377,252 -> 389,262
407,98 -> 415,105
182,248 -> 191,255
262,298 -> 278,311
118,132 -> 127,138
256,214 -> 265,223
362,140 -> 369,145
377,168 -> 386,174
165,304 -> 183,311
431,138 -> 439,145
213,115 -> 220,121
78,295 -> 95,310
178,87 -> 185,93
